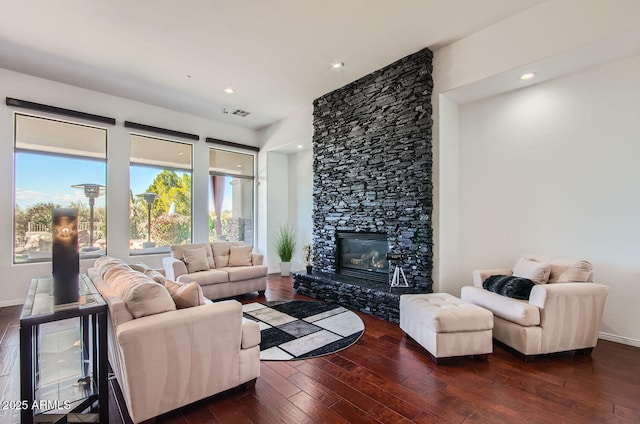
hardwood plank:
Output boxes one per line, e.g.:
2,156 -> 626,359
180,399 -> 220,424
287,371 -> 343,408
368,403 -> 416,424
296,361 -> 379,412
329,399 -> 381,424
288,390 -> 349,424
264,359 -> 299,379
252,377 -> 315,424
206,396 -> 253,424
259,362 -> 302,398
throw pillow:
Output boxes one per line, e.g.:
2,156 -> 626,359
101,263 -> 132,282
171,243 -> 215,269
550,258 -> 593,283
212,241 -> 235,268
165,280 -> 205,309
144,269 -> 167,284
483,275 -> 535,300
512,257 -> 551,284
183,247 -> 210,273
121,280 -> 176,318
228,245 -> 253,267
129,262 -> 151,273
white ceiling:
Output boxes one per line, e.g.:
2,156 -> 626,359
0,0 -> 547,130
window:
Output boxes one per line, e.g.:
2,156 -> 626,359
14,114 -> 107,263
129,134 -> 192,254
209,148 -> 255,244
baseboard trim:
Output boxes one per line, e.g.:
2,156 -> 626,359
599,332 -> 640,348
0,299 -> 23,308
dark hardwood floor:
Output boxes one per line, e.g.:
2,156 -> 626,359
2,275 -> 639,423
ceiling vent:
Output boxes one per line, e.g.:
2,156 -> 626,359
232,109 -> 250,117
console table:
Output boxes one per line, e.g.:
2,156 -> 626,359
20,274 -> 108,424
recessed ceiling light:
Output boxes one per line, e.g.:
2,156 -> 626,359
224,87 -> 235,94
186,75 -> 192,79
519,72 -> 535,81
236,164 -> 242,168
297,144 -> 304,149
331,61 -> 345,69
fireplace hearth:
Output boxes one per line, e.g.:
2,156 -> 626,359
337,232 -> 389,283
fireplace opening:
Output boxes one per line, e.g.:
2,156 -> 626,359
336,232 -> 389,283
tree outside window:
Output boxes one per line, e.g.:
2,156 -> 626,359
129,135 -> 193,253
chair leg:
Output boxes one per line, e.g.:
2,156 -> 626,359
575,347 -> 593,356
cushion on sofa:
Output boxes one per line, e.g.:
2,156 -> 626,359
219,265 -> 269,282
182,247 -> 211,273
171,243 -> 215,269
165,280 -> 206,309
144,269 -> 167,284
461,286 -> 541,327
483,275 -> 535,300
228,245 -> 253,266
122,281 -> 176,318
94,255 -> 127,273
102,263 -> 132,282
212,241 -> 243,268
107,270 -> 176,318
176,268 -> 229,286
512,257 -> 551,284
549,258 -> 593,283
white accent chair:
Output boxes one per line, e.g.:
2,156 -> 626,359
461,255 -> 608,360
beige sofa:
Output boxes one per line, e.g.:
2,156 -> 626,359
89,257 -> 260,423
162,241 -> 268,300
461,255 -> 608,360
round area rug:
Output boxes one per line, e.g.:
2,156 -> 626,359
242,300 -> 365,361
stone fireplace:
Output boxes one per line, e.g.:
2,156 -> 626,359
311,47 -> 433,291
294,47 -> 433,322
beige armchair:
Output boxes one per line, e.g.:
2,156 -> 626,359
461,255 -> 608,360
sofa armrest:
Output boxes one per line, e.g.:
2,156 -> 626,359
162,256 -> 187,281
472,268 -> 512,287
241,318 -> 261,349
529,282 -> 608,352
251,253 -> 264,266
115,300 -> 243,423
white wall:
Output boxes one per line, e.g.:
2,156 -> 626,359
455,55 -> 640,346
0,68 -> 257,306
288,149 -> 313,272
265,152 -> 289,272
257,107 -> 313,273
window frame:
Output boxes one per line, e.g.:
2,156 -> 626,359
13,112 -> 109,264
208,146 -> 257,245
128,132 -> 194,255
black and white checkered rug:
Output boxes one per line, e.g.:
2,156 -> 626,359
242,300 -> 365,361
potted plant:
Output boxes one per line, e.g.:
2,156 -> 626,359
302,243 -> 313,274
275,225 -> 296,276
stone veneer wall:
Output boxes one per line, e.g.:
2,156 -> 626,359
312,47 -> 433,290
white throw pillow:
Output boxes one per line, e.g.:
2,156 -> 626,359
512,257 -> 551,284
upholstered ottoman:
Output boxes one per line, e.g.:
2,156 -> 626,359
400,293 -> 493,364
